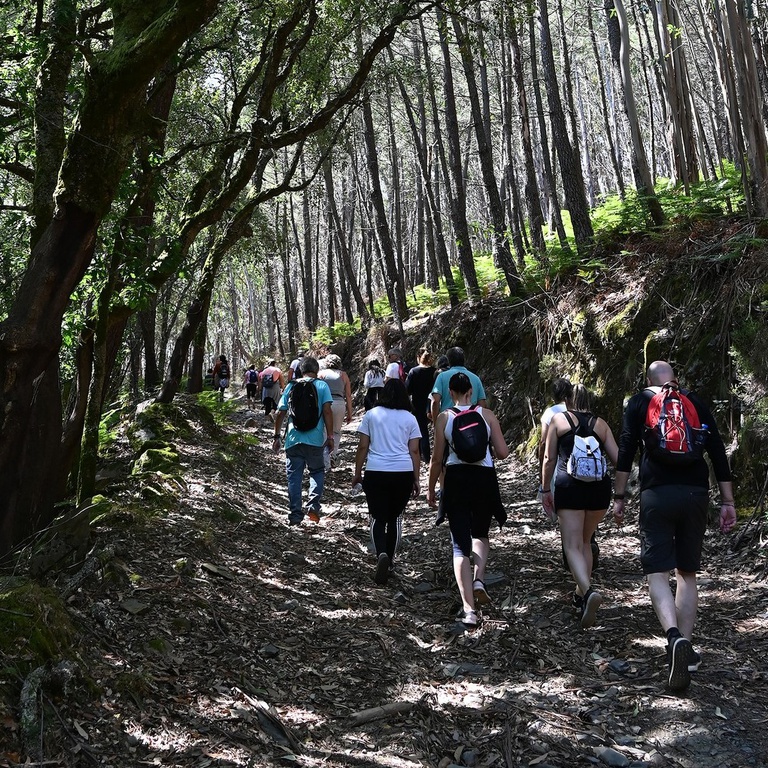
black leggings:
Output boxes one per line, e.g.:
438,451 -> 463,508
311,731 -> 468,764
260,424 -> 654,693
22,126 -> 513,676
363,470 -> 413,560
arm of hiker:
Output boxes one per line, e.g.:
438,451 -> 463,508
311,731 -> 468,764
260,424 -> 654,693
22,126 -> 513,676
427,413 -> 447,508
612,470 -> 630,525
599,420 -> 619,466
487,411 -> 509,461
430,392 -> 442,424
717,480 -> 736,533
408,437 -> 421,497
538,422 -> 549,468
343,372 -> 353,422
540,417 -> 560,521
322,401 -> 334,450
352,434 -> 369,487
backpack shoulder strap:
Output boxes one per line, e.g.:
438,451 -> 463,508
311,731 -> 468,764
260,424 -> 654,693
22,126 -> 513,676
563,410 -> 577,431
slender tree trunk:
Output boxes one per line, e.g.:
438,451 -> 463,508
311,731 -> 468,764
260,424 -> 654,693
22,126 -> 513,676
436,6 -> 480,300
453,13 -> 520,293
538,0 -> 594,249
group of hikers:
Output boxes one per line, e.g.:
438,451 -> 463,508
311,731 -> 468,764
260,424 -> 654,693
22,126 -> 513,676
218,344 -> 736,694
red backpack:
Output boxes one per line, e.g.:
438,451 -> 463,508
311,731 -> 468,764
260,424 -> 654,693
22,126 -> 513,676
643,382 -> 707,465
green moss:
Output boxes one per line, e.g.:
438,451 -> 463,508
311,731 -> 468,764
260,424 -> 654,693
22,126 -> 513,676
0,580 -> 75,662
601,301 -> 638,343
131,445 -> 180,475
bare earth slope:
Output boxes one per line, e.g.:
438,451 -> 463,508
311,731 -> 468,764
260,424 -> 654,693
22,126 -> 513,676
4,399 -> 766,767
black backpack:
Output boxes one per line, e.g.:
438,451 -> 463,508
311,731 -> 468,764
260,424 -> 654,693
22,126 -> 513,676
288,380 -> 320,431
261,371 -> 274,388
449,406 -> 489,463
219,362 -> 229,378
248,370 -> 258,384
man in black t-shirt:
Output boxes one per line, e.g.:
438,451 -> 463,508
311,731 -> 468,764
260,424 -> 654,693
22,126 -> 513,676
613,360 -> 736,693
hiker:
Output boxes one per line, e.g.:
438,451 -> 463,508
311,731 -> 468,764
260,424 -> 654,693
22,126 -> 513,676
288,349 -> 306,381
540,384 -> 618,629
203,368 -> 215,390
430,347 -> 487,424
212,355 -> 230,401
244,365 -> 259,408
405,348 -> 435,463
612,360 -> 736,692
318,354 -> 353,468
363,359 -> 385,411
384,347 -> 406,383
352,379 -> 421,585
427,372 -> 509,628
260,359 -> 284,419
272,356 -> 334,525
539,377 -> 601,572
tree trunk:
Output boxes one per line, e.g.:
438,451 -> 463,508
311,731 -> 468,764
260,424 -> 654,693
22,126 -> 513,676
453,13 -> 520,294
537,0 -> 594,250
436,6 -> 480,300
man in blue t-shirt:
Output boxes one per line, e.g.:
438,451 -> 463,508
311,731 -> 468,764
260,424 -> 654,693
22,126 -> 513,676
430,347 -> 487,424
272,356 -> 334,525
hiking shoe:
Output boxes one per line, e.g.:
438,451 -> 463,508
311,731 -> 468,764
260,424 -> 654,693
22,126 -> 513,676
458,609 -> 478,628
307,510 -> 320,523
374,553 -> 390,585
580,588 -> 602,629
668,636 -> 694,691
473,580 -> 491,606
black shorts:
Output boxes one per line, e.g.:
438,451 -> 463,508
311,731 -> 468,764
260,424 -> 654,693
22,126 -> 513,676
443,464 -> 506,557
639,484 -> 709,574
554,474 -> 611,511
246,383 -> 258,398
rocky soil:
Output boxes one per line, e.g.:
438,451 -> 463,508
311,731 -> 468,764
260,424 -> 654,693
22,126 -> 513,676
1,394 -> 766,768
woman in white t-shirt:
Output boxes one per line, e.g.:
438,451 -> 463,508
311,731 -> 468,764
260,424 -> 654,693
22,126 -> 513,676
352,379 -> 421,586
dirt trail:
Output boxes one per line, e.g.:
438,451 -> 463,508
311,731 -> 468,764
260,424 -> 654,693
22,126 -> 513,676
5,401 -> 767,767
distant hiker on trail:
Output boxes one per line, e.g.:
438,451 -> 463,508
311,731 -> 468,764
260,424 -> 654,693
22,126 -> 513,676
204,368 -> 215,390
540,383 -> 618,630
539,377 -> 601,573
384,347 -> 406,383
272,356 -> 334,526
406,348 -> 435,463
352,379 -> 421,586
428,372 -> 509,629
430,347 -> 487,424
259,360 -> 284,419
317,354 -> 353,469
244,365 -> 259,409
613,360 -> 736,693
213,355 -> 230,401
288,349 -> 306,381
363,359 -> 385,411
539,378 -> 573,467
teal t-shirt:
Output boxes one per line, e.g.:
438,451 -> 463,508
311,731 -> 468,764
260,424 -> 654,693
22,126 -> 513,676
431,366 -> 486,412
278,378 -> 333,449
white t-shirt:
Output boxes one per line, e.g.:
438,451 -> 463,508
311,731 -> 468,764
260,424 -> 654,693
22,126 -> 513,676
385,361 -> 401,380
358,407 -> 421,472
541,402 -> 567,427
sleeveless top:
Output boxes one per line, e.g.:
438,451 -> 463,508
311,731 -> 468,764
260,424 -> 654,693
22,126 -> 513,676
321,369 -> 346,400
444,405 -> 493,468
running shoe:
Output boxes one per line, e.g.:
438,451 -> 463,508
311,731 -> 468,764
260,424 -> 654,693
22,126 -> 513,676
458,609 -> 478,628
473,580 -> 491,606
580,588 -> 602,629
374,553 -> 390,585
668,636 -> 694,691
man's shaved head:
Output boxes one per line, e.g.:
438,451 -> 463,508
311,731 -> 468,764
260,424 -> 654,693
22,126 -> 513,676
646,360 -> 676,386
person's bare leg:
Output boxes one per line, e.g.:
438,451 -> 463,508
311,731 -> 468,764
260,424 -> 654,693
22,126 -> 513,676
674,570 -> 698,639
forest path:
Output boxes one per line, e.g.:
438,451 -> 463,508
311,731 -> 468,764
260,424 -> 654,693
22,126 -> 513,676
19,397 -> 767,767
